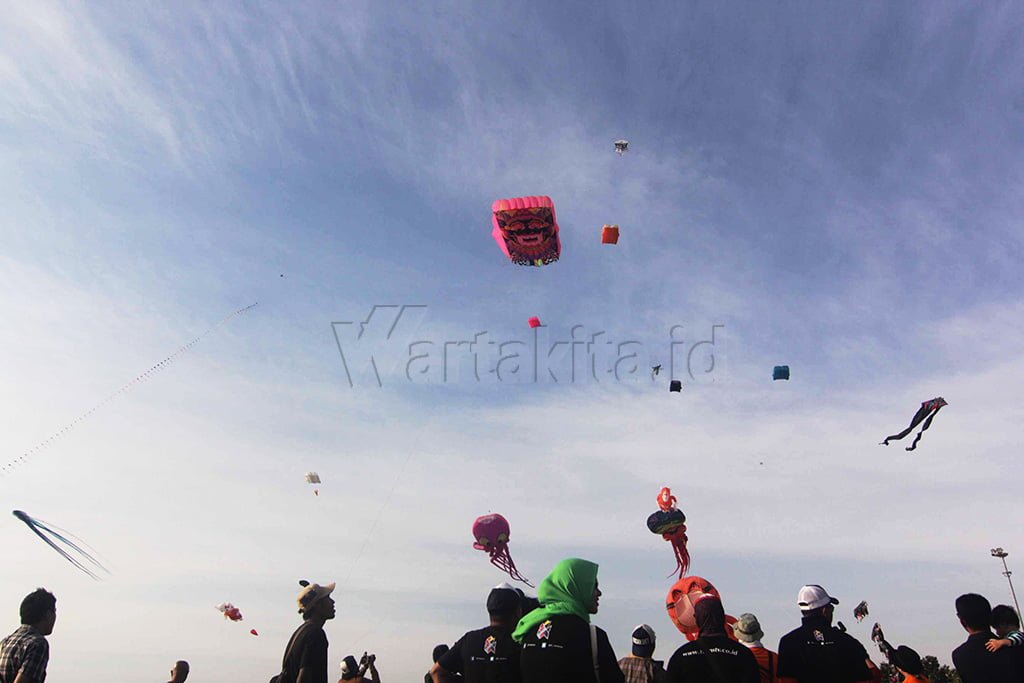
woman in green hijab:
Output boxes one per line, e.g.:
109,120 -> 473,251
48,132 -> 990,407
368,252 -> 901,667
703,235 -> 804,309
515,558 -> 625,683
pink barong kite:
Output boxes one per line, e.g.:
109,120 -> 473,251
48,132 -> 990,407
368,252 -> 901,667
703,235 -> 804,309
491,196 -> 560,266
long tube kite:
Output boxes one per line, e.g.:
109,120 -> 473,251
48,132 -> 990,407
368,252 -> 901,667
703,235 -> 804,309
13,510 -> 109,580
881,397 -> 946,451
2,303 -> 258,474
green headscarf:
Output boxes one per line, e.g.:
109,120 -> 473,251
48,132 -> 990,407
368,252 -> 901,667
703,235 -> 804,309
512,558 -> 599,642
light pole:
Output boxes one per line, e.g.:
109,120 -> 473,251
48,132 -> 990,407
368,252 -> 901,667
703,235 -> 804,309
991,547 -> 1023,621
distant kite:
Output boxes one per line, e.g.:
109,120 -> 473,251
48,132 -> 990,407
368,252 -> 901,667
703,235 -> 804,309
854,601 -> 869,622
670,380 -> 682,392
614,140 -> 629,155
772,366 -> 790,381
13,510 -> 109,580
216,603 -> 243,621
305,472 -> 321,496
601,225 -> 619,244
881,397 -> 946,451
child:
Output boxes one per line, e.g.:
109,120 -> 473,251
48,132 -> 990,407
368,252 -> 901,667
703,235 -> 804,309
986,605 -> 1024,652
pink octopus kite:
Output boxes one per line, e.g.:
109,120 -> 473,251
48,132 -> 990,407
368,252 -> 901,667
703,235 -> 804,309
472,513 -> 533,586
646,487 -> 690,578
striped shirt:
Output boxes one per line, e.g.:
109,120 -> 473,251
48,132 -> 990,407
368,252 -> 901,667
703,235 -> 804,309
0,625 -> 49,683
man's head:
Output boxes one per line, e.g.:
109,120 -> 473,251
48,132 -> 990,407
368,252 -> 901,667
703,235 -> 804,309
955,593 -> 992,633
487,584 -> 523,624
991,604 -> 1020,638
297,580 -> 336,622
19,588 -> 56,636
732,613 -> 765,644
169,660 -> 190,683
631,624 -> 657,657
798,585 -> 838,623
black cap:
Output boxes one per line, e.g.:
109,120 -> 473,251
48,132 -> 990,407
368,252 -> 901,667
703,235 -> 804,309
631,625 -> 656,657
892,646 -> 924,675
487,587 -> 522,615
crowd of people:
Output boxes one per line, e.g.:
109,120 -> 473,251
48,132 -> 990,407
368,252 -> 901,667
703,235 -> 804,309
2,559 -> 1023,682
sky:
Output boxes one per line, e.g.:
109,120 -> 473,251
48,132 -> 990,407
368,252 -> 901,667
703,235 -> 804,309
2,0 -> 1024,680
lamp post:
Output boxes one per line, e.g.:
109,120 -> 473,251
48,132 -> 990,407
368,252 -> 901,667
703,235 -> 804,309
991,548 -> 1023,621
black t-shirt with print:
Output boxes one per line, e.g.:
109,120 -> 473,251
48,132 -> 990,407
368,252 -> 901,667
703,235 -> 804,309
438,625 -> 520,683
282,621 -> 329,683
776,619 -> 871,683
519,614 -> 625,683
666,635 -> 759,683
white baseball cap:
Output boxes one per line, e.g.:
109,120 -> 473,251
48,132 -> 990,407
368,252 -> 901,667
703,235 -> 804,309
797,584 -> 839,611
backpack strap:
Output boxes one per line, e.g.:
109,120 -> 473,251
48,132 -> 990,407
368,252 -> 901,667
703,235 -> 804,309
590,624 -> 601,683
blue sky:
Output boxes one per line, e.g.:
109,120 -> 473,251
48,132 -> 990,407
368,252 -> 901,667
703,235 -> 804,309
2,1 -> 1024,680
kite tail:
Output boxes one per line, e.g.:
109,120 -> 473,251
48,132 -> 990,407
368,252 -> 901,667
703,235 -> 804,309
906,406 -> 942,452
32,519 -> 109,575
882,404 -> 931,445
664,527 -> 690,579
490,551 -> 534,588
17,515 -> 101,580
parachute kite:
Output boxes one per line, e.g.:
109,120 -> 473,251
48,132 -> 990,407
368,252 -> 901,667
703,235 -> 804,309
13,510 -> 109,580
216,603 -> 243,621
472,513 -> 533,586
647,487 -> 689,578
854,600 -> 869,622
305,471 -> 321,496
614,139 -> 629,155
669,380 -> 682,393
601,225 -> 619,244
665,576 -> 738,641
881,397 -> 947,451
491,196 -> 560,267
773,365 -> 790,381
250,629 -> 259,636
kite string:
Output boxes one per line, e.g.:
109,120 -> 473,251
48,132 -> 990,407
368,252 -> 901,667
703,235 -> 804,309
2,303 -> 258,474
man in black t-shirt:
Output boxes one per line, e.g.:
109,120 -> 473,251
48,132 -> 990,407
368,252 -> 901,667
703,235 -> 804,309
666,596 -> 758,682
776,584 -> 878,683
279,580 -> 336,683
431,584 -> 522,683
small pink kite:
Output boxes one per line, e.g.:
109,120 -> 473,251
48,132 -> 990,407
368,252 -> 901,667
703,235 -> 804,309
216,603 -> 243,622
528,317 -> 541,328
472,513 -> 533,586
491,196 -> 561,266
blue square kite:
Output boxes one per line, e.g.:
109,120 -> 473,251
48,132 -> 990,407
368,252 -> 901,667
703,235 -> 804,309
772,366 -> 790,381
